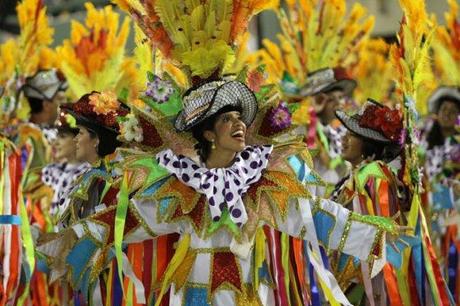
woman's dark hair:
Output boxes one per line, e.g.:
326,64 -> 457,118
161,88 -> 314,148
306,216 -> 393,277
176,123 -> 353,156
57,127 -> 78,137
360,137 -> 402,162
426,120 -> 444,149
191,105 -> 242,162
86,128 -> 121,157
362,139 -> 386,160
426,97 -> 460,149
433,95 -> 460,113
27,97 -> 47,114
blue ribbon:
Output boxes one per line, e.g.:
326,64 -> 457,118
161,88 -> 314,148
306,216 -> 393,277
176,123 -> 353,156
112,263 -> 123,306
447,242 -> 458,302
0,215 -> 22,225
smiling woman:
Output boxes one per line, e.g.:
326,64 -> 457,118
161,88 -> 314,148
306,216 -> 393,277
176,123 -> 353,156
191,106 -> 246,167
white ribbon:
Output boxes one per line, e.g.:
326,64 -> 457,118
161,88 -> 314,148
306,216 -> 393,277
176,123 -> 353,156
122,252 -> 146,304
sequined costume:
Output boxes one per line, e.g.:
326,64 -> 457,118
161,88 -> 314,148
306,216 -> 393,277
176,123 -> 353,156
38,140 -> 402,306
35,1 -> 415,305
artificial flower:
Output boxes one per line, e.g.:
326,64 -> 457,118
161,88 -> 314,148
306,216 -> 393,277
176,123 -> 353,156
269,102 -> 292,129
398,128 -> 407,146
359,104 -> 403,141
145,76 -> 174,103
64,113 -> 77,129
120,113 -> 143,142
89,91 -> 120,115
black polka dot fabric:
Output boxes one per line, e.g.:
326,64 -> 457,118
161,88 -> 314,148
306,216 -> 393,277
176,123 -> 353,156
324,124 -> 346,159
42,127 -> 58,143
156,145 -> 273,226
42,162 -> 91,218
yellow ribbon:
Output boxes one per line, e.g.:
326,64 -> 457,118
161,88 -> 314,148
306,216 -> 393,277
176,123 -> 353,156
155,233 -> 191,306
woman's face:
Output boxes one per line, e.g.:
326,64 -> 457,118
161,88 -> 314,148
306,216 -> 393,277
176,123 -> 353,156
438,100 -> 460,129
314,89 -> 346,124
54,132 -> 76,162
205,111 -> 247,154
342,131 -> 364,164
74,126 -> 99,162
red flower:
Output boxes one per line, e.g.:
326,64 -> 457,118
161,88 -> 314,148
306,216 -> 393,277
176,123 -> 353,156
359,105 -> 403,141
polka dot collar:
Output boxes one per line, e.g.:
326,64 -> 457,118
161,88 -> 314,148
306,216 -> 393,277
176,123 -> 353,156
156,145 -> 273,227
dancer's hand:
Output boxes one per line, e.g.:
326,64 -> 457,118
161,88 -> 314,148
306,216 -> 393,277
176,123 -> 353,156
387,211 -> 413,253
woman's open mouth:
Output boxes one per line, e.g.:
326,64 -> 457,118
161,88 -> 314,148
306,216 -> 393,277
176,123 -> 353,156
231,130 -> 245,141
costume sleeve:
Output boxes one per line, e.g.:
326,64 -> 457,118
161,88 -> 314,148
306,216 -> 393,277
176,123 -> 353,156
39,197 -> 179,255
36,197 -> 180,285
272,196 -> 394,261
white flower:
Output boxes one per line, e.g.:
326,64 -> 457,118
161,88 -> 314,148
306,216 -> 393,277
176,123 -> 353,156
121,114 -> 143,142
145,76 -> 174,103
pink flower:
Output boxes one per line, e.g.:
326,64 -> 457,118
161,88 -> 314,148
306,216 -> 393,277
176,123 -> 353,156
269,102 -> 291,129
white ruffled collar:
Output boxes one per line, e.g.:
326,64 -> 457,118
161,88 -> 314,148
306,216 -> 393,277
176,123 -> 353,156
156,145 -> 273,226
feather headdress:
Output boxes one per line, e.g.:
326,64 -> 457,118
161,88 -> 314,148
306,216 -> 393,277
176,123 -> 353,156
0,0 -> 57,125
0,0 -> 56,86
390,0 -> 435,116
431,0 -> 460,87
56,3 -> 138,99
16,0 -> 56,76
254,0 -> 374,91
112,0 -> 277,87
350,38 -> 395,104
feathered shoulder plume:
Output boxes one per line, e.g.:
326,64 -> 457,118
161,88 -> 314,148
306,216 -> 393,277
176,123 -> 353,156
113,0 -> 277,87
253,0 -> 374,89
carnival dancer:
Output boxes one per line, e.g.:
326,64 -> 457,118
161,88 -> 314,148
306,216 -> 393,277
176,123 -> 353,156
41,113 -> 91,224
37,91 -> 129,306
39,77 -> 416,306
58,91 -> 127,225
18,69 -> 67,171
254,0 -> 374,197
356,0 -> 455,303
330,99 -> 412,305
296,67 -> 356,195
422,86 -> 460,301
36,1 -> 414,304
422,87 -> 460,178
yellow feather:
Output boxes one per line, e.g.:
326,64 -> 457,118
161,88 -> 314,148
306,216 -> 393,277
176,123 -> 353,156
155,0 -> 179,39
190,5 -> 205,32
57,4 -> 132,98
